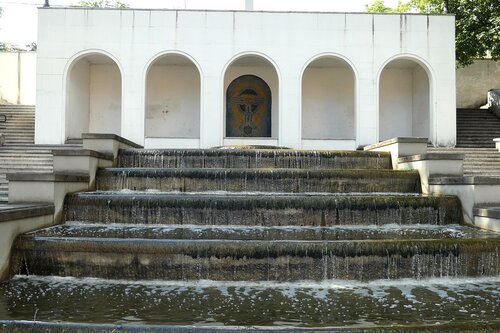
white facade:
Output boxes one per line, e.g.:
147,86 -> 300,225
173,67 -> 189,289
35,8 -> 456,148
0,52 -> 36,105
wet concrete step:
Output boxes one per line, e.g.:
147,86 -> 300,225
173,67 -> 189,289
117,149 -> 392,170
64,192 -> 461,226
0,275 -> 498,332
95,168 -> 420,193
35,223 -> 493,241
12,236 -> 500,281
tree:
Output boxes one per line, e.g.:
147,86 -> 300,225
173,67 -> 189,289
366,0 -> 500,67
365,0 -> 393,13
75,0 -> 129,8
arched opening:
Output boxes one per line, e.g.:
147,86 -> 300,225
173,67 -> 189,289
224,55 -> 279,144
301,56 -> 356,148
226,74 -> 272,137
145,54 -> 201,143
65,53 -> 122,141
379,58 -> 431,141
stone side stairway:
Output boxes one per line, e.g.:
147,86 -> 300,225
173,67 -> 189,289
0,148 -> 499,332
0,105 -> 35,145
0,105 -> 82,202
0,145 -> 54,202
429,108 -> 500,176
456,108 -> 500,148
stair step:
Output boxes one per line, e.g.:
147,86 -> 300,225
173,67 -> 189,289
64,192 -> 461,226
38,223 -> 491,241
12,236 -> 500,281
95,168 -> 421,193
0,275 -> 499,330
118,149 -> 392,170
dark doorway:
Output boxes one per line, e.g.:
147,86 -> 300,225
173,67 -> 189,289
226,75 -> 272,137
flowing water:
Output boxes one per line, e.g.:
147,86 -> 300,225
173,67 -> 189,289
1,148 -> 499,332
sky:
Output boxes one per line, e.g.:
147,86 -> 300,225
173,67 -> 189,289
0,0 -> 400,46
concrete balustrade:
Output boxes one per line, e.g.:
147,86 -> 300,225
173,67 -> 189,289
363,137 -> 428,169
428,177 -> 500,230
0,203 -> 54,280
82,133 -> 143,161
494,138 -> 500,151
52,149 -> 113,187
474,207 -> 500,231
7,173 -> 90,223
0,133 -> 143,281
367,137 -> 500,231
398,154 -> 463,193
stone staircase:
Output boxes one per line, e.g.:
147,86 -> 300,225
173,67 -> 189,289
0,105 -> 35,145
1,148 -> 499,332
456,108 -> 500,148
426,108 -> 500,177
429,147 -> 500,177
0,144 -> 83,203
0,145 -> 53,202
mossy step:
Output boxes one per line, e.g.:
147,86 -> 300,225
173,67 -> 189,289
95,168 -> 420,193
12,237 -> 500,281
64,192 -> 460,226
117,149 -> 392,170
34,223 -> 493,241
0,275 -> 499,331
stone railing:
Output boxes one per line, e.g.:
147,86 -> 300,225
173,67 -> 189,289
488,89 -> 500,117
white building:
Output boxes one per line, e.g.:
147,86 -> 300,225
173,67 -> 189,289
35,7 -> 456,149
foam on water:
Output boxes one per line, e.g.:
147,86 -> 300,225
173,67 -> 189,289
102,190 -> 425,197
10,275 -> 500,294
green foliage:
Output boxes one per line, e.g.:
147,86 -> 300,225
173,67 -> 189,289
0,42 -> 25,51
366,0 -> 500,67
451,0 -> 500,67
366,0 -> 393,13
75,0 -> 129,8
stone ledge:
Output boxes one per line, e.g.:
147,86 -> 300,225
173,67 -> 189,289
429,176 -> 500,185
0,203 -> 54,223
363,137 -> 428,151
52,149 -> 114,161
474,206 -> 500,219
6,173 -> 90,183
398,153 -> 463,163
82,133 -> 143,149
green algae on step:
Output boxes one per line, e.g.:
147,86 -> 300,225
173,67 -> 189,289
117,149 -> 392,170
95,168 -> 421,193
11,237 -> 500,281
63,192 -> 461,226
34,223 -> 489,241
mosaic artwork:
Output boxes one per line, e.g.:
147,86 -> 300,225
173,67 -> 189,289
226,75 -> 272,137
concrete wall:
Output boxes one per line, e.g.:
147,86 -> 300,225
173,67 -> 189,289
34,8 -> 456,148
66,59 -> 90,139
146,64 -> 200,138
89,64 -> 121,135
302,66 -> 355,140
379,62 -> 430,141
456,59 -> 500,108
0,52 -> 36,105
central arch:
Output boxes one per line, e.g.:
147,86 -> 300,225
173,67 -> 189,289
223,53 -> 280,145
226,74 -> 272,137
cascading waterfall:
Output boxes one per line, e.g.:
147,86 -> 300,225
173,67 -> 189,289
1,148 -> 499,332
